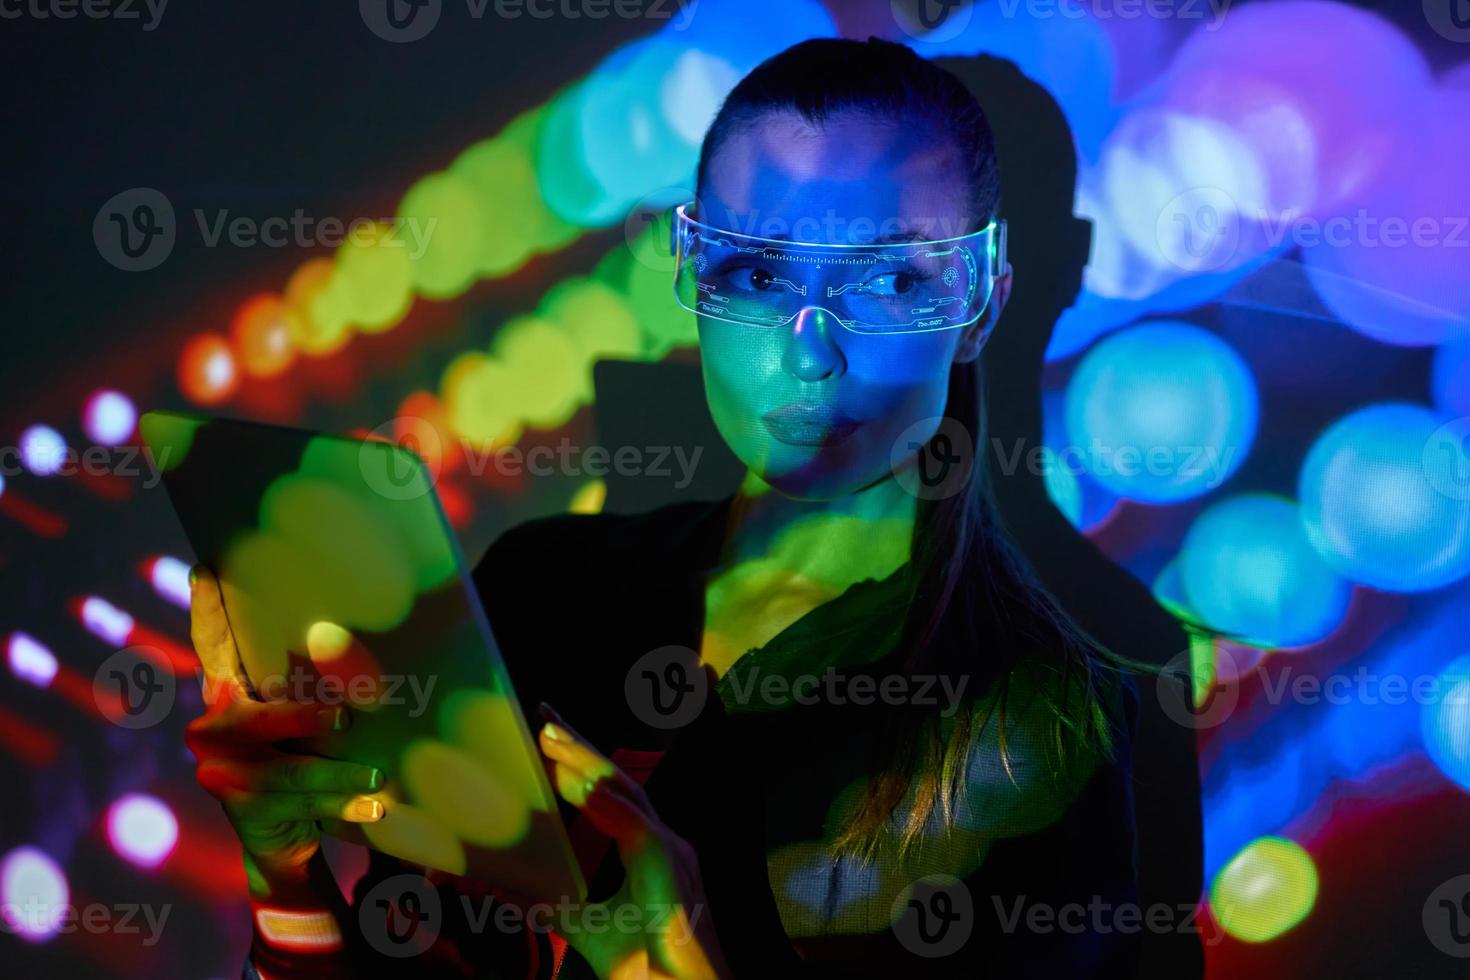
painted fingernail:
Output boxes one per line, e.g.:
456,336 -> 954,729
319,706 -> 349,732
345,797 -> 383,822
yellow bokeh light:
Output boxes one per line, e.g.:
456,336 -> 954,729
1210,836 -> 1318,943
402,738 -> 530,848
492,314 -> 584,429
398,171 -> 485,300
336,220 -> 414,333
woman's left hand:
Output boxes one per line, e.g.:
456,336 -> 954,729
537,703 -> 732,980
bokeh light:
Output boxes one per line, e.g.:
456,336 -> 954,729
148,556 -> 192,610
398,172 -> 485,301
1421,655 -> 1470,792
19,425 -> 67,477
1298,403 -> 1470,592
0,847 -> 69,943
81,595 -> 134,646
1303,86 -> 1470,346
229,294 -> 299,378
1210,836 -> 1318,943
1064,321 -> 1258,503
1179,494 -> 1351,648
177,333 -> 239,405
1432,339 -> 1470,419
106,793 -> 179,870
82,390 -> 137,446
7,632 -> 57,689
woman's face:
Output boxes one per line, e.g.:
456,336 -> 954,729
696,110 -> 1008,500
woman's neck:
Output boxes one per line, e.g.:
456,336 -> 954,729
718,470 -> 918,583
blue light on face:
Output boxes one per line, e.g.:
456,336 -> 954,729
1179,494 -> 1352,648
1064,321 -> 1258,504
1298,403 -> 1470,593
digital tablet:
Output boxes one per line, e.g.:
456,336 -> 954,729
140,410 -> 587,905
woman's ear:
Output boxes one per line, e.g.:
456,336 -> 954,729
953,263 -> 1013,364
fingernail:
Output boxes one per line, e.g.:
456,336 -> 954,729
543,722 -> 565,742
188,566 -> 199,588
361,767 -> 384,792
345,797 -> 383,822
319,706 -> 349,732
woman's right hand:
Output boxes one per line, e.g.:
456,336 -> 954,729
184,565 -> 386,897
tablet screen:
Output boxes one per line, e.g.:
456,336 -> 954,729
141,410 -> 586,905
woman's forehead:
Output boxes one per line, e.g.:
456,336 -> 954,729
700,110 -> 974,244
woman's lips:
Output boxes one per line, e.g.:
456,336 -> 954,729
761,402 -> 861,447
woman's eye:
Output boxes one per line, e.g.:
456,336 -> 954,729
862,271 -> 922,296
721,265 -> 783,292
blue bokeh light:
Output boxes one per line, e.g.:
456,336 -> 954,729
1298,403 -> 1470,593
1064,321 -> 1258,503
1179,494 -> 1351,648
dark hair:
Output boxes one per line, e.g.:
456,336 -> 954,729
695,37 -> 1128,858
697,37 -> 1001,235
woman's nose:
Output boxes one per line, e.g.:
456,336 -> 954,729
782,307 -> 847,382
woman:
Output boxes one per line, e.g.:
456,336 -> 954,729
187,37 -> 1141,979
